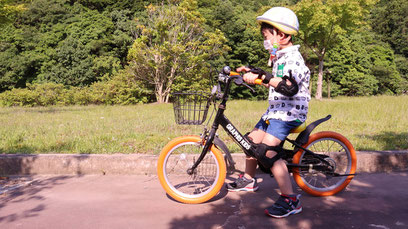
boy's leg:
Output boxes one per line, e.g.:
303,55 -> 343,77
262,133 -> 294,195
226,128 -> 264,192
262,133 -> 302,218
244,128 -> 266,179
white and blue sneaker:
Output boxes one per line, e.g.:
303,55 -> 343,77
264,194 -> 302,218
226,175 -> 259,192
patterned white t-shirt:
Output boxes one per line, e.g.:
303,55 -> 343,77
262,45 -> 311,123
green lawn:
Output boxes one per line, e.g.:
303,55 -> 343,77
1,95 -> 407,154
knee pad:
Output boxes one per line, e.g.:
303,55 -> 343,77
254,143 -> 283,170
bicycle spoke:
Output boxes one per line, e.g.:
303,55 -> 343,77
164,145 -> 219,197
299,137 -> 351,192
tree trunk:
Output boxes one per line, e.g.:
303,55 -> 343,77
315,58 -> 324,100
164,61 -> 178,104
327,77 -> 331,99
156,82 -> 165,103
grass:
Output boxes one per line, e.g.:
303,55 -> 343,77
1,95 -> 407,155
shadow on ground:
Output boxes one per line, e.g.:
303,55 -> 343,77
167,172 -> 408,229
0,176 -> 73,224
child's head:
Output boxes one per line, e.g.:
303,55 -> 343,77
257,7 -> 299,36
257,7 -> 299,47
260,23 -> 293,46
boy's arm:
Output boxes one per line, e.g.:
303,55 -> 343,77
242,66 -> 299,96
259,70 -> 299,96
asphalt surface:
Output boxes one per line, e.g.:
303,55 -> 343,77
1,171 -> 408,229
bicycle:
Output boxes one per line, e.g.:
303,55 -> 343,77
157,66 -> 357,204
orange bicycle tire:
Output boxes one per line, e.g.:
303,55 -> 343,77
157,135 -> 226,204
292,131 -> 357,196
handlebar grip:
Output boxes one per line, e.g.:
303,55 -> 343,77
254,79 -> 263,85
229,71 -> 240,76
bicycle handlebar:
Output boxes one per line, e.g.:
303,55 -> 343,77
254,79 -> 263,85
215,66 -> 262,99
228,70 -> 263,85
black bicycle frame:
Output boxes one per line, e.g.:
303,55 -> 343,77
187,74 -> 348,177
188,75 -> 256,174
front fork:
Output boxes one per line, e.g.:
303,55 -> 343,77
187,127 -> 218,175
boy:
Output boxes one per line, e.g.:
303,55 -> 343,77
226,7 -> 311,218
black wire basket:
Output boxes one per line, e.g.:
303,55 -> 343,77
172,91 -> 211,125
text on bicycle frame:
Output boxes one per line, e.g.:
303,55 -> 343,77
226,124 -> 251,150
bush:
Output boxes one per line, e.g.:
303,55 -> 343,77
0,88 -> 37,107
0,70 -> 153,107
85,71 -> 151,105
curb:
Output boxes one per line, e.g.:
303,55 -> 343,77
0,151 -> 407,176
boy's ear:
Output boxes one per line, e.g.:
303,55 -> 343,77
280,31 -> 292,44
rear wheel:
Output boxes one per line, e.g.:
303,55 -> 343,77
157,135 -> 226,204
292,131 -> 357,196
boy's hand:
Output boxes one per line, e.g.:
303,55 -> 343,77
236,66 -> 251,72
243,72 -> 261,85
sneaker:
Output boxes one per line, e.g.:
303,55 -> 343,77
226,175 -> 259,192
264,194 -> 302,218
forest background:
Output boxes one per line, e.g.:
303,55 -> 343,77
0,0 -> 407,106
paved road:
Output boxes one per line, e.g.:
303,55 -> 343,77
1,171 -> 407,229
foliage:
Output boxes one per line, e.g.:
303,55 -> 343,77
325,32 -> 404,96
0,0 -> 407,106
0,0 -> 135,91
394,54 -> 408,93
0,0 -> 25,26
370,0 -> 408,93
127,0 -> 229,103
0,70 -> 151,106
293,0 -> 378,99
370,0 -> 408,58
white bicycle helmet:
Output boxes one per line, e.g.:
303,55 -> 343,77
256,7 -> 299,36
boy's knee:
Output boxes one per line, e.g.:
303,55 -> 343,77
246,130 -> 265,144
265,150 -> 278,159
254,143 -> 283,169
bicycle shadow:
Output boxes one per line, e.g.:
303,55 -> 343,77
165,169 -> 246,204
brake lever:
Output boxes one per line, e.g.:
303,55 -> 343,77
243,82 -> 256,93
233,77 -> 256,94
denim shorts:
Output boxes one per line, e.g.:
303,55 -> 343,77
254,118 -> 302,141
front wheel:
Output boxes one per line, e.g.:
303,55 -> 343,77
292,131 -> 357,196
157,135 -> 227,204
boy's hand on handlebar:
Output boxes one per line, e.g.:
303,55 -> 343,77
243,72 -> 261,85
237,66 -> 273,86
236,66 -> 251,73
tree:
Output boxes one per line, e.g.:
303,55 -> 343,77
394,55 -> 408,93
370,0 -> 408,58
325,33 -> 376,96
0,0 -> 135,90
0,0 -> 25,27
294,0 -> 377,99
127,0 -> 228,103
36,5 -> 120,86
370,0 -> 408,93
325,31 -> 403,96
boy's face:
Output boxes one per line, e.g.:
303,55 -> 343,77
262,29 -> 278,44
262,28 -> 290,46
